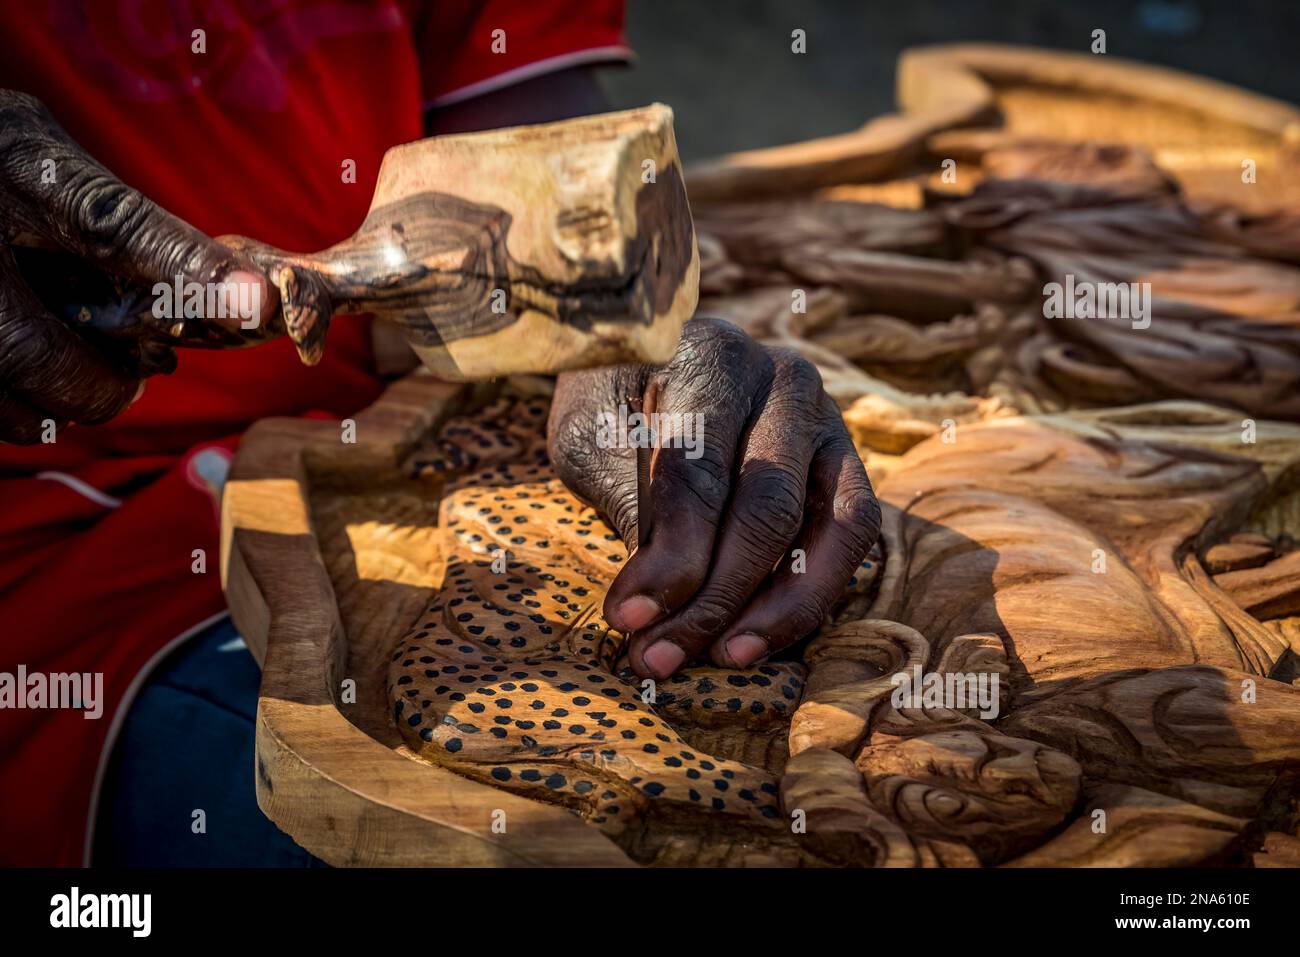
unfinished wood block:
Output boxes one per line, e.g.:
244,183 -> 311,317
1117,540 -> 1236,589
227,105 -> 699,377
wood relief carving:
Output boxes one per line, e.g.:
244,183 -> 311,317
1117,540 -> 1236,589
383,385 -> 1300,865
380,62 -> 1300,864
227,45 -> 1300,867
388,397 -> 810,865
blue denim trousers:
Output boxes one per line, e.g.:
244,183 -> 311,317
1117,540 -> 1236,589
92,616 -> 322,866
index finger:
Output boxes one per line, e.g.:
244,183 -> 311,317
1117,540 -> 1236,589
712,430 -> 881,669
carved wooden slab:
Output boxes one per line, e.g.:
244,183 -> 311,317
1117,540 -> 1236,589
225,385 -> 1300,867
368,391 -> 1300,867
224,45 -> 1300,867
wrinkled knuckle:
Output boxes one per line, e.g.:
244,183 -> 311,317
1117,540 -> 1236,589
0,94 -> 58,212
0,296 -> 23,337
1,89 -> 44,112
547,409 -> 634,528
0,307 -> 52,377
703,567 -> 754,607
753,352 -> 825,428
47,354 -> 131,423
788,592 -> 834,640
74,384 -> 135,424
0,393 -> 51,445
816,410 -> 847,439
679,595 -> 736,641
64,176 -> 152,260
675,316 -> 758,373
735,469 -> 804,545
605,486 -> 640,542
835,485 -> 883,552
771,347 -> 825,397
805,588 -> 837,629
677,457 -> 730,513
0,90 -> 51,133
546,412 -> 579,466
548,409 -> 598,475
554,453 -> 617,508
682,315 -> 746,347
660,542 -> 711,588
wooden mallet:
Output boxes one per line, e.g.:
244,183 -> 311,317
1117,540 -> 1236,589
46,104 -> 700,382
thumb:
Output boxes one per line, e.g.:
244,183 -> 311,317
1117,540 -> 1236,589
6,109 -> 280,330
60,181 -> 277,331
1,92 -> 276,330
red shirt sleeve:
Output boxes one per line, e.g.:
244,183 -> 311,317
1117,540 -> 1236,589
413,0 -> 631,107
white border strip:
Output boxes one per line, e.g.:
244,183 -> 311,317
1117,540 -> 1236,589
81,609 -> 232,866
424,45 -> 633,109
35,471 -> 123,509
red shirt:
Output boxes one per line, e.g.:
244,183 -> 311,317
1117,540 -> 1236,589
0,0 -> 628,866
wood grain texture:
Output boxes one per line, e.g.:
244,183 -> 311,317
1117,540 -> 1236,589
1215,551 -> 1300,621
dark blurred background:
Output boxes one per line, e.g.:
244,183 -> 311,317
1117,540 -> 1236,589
598,0 -> 1296,160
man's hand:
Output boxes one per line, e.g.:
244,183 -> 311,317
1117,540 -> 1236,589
548,317 -> 882,679
0,90 -> 274,443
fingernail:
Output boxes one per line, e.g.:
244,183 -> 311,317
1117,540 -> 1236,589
642,641 -> 685,678
724,633 -> 768,668
221,270 -> 268,326
131,382 -> 146,405
616,595 -> 663,631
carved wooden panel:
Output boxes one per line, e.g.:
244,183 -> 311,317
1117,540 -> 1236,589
228,44 -> 1300,867
378,387 -> 1299,866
